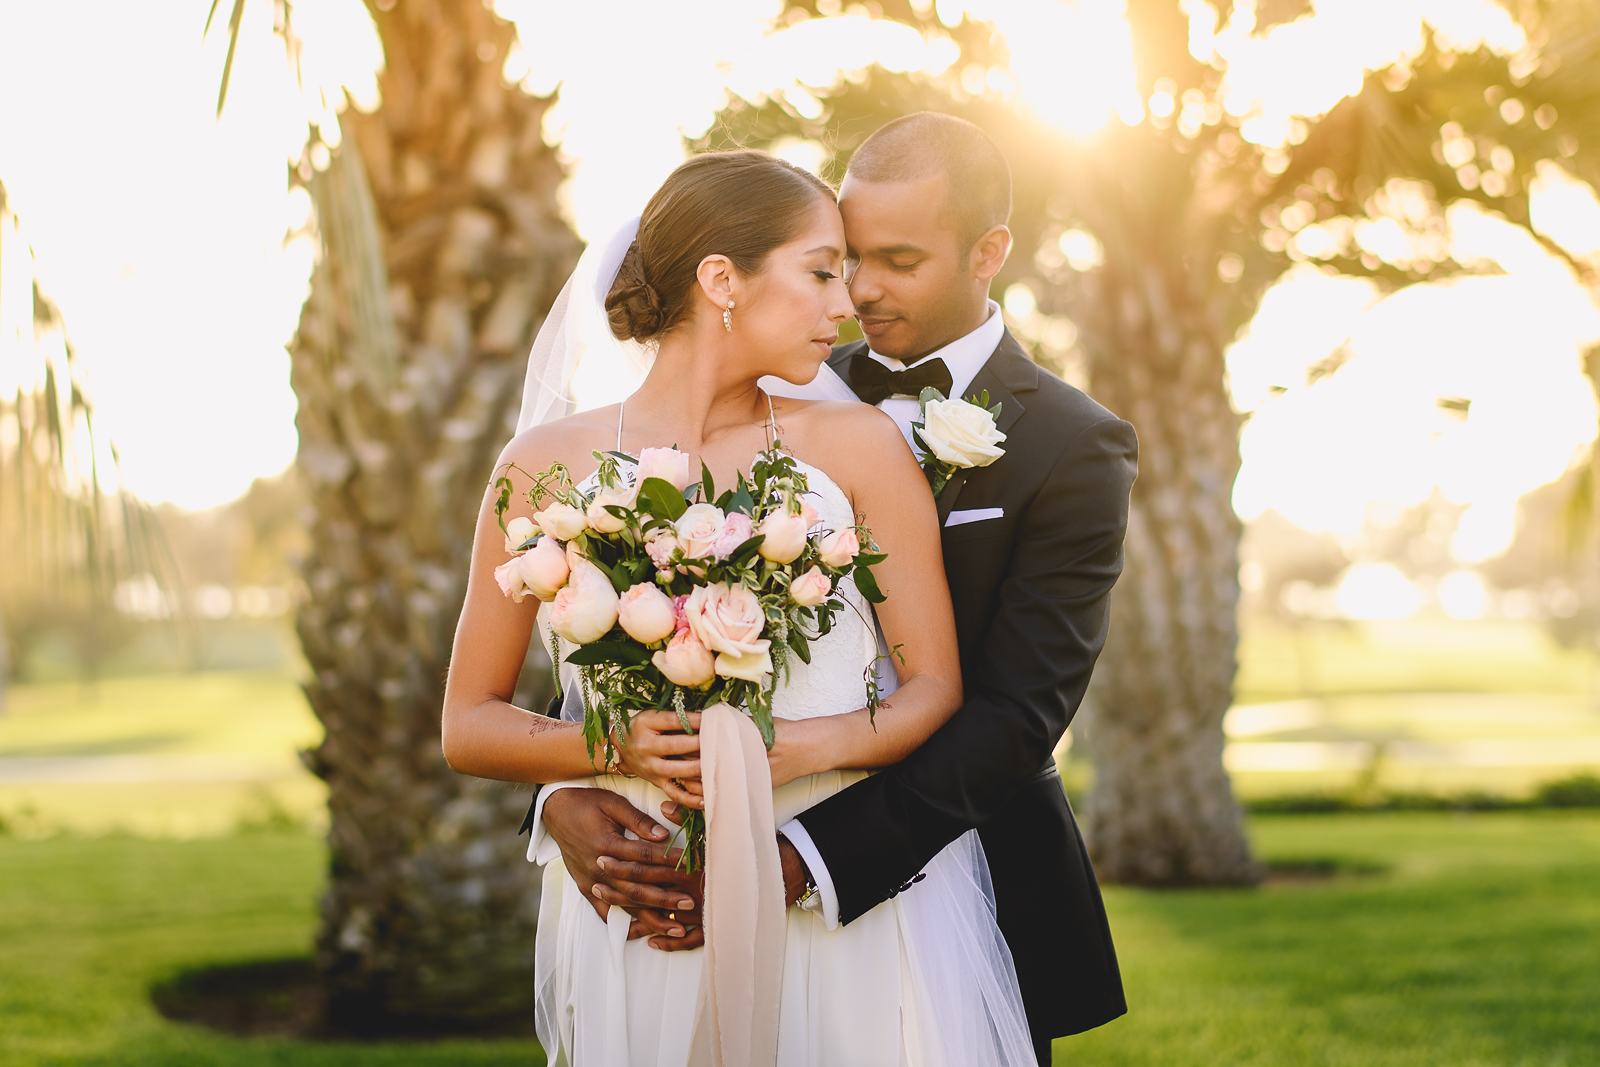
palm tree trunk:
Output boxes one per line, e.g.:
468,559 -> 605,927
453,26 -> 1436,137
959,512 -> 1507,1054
289,0 -> 578,1024
1072,253 -> 1263,886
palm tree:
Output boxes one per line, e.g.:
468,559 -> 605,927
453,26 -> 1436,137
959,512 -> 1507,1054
211,0 -> 578,1025
0,180 -> 181,701
710,0 -> 1600,884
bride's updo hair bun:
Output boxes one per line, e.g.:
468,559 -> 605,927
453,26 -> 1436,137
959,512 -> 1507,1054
605,150 -> 835,343
606,240 -> 665,340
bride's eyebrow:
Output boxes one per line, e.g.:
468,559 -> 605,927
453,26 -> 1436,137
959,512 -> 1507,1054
804,244 -> 842,258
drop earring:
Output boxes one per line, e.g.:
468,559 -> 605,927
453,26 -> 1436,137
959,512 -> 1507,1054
723,299 -> 735,332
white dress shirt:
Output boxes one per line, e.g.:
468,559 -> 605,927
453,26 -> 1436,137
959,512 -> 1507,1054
532,300 -> 1009,929
779,298 -> 1005,928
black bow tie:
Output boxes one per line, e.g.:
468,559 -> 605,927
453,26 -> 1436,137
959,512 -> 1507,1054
849,352 -> 954,406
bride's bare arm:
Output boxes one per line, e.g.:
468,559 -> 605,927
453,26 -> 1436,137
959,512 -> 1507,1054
767,404 -> 963,786
441,431 -> 700,791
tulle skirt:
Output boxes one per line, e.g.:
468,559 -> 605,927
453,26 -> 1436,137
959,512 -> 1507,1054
532,769 -> 1036,1066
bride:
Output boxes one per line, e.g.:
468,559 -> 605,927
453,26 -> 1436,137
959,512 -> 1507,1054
441,150 -> 1033,1065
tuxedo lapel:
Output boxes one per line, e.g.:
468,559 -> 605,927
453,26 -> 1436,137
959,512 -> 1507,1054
933,330 -> 1034,522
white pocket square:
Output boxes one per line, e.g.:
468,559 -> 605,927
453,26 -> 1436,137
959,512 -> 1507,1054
944,507 -> 1004,528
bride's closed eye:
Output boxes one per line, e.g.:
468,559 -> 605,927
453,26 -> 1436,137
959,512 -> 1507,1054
812,270 -> 840,282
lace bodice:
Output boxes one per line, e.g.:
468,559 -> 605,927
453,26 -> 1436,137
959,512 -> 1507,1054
568,453 -> 879,722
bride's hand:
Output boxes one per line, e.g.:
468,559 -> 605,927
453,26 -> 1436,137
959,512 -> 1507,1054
613,710 -> 705,810
767,716 -> 825,789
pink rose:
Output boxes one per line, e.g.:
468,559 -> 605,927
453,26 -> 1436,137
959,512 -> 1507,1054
672,594 -> 690,634
547,557 -> 619,644
617,582 -> 676,644
817,526 -> 860,568
684,583 -> 771,683
713,511 -> 755,559
533,501 -> 587,541
493,535 -> 570,603
585,484 -> 637,535
800,501 -> 820,532
788,565 -> 831,607
757,509 -> 808,564
651,630 -> 716,689
675,503 -> 726,560
644,528 -> 680,568
521,535 -> 572,601
637,446 -> 691,491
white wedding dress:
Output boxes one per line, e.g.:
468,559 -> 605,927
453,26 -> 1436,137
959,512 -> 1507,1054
528,448 -> 1036,1067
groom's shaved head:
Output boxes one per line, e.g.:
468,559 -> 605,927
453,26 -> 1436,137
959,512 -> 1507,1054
846,112 -> 1011,250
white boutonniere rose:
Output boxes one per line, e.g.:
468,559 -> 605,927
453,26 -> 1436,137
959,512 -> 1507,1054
912,387 -> 1007,495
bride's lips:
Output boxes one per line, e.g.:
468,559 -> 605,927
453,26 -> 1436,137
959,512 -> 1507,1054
812,335 -> 838,353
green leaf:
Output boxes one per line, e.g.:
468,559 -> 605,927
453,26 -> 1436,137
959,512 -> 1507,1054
918,386 -> 946,406
853,564 -> 886,604
726,534 -> 766,567
701,461 -> 716,503
637,476 -> 688,522
728,487 -> 755,515
565,640 -> 652,668
787,627 -> 812,665
586,553 -> 632,594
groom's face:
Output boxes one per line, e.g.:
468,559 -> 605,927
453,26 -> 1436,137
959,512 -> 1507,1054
839,171 -> 986,363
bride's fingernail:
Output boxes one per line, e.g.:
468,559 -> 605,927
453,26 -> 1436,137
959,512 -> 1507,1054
651,826 -> 667,838
677,898 -> 695,910
661,801 -> 677,815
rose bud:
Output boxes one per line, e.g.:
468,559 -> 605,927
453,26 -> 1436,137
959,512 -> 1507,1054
651,630 -> 716,689
533,501 -> 587,541
547,557 -> 619,644
817,526 -> 861,568
503,515 -> 537,554
636,446 -> 692,490
520,535 -> 571,601
645,528 -> 680,569
788,565 -> 831,607
585,484 -> 637,535
757,509 -> 808,564
617,582 -> 677,644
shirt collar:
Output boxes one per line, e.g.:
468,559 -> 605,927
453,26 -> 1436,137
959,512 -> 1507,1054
865,298 -> 1005,402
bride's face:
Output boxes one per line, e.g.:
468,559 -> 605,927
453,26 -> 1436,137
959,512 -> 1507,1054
726,197 -> 854,385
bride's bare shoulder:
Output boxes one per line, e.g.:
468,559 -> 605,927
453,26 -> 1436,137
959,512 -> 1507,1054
494,406 -> 618,482
784,398 -> 904,456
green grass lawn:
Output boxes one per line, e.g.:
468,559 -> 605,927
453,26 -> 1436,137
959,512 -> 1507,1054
3,811 -> 1595,1066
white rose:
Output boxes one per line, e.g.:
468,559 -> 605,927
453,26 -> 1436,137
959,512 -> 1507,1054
921,398 -> 1007,469
503,516 -> 537,553
757,509 -> 808,564
585,484 -> 637,535
533,501 -> 588,541
675,502 -> 726,560
547,557 -> 619,644
636,446 -> 692,490
520,535 -> 572,601
617,582 -> 677,644
714,646 -> 773,684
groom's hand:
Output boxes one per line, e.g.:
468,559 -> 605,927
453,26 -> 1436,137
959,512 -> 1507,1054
543,788 -> 701,945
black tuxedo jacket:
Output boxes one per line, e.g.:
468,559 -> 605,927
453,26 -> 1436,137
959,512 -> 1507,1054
518,327 -> 1137,1040
795,330 -> 1137,1040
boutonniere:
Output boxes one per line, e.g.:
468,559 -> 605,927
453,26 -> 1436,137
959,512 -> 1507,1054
911,387 -> 1007,496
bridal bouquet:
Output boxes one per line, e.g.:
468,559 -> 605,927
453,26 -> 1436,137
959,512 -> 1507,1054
491,443 -> 890,867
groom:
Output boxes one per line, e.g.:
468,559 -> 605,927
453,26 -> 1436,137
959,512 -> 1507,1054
521,112 -> 1137,1064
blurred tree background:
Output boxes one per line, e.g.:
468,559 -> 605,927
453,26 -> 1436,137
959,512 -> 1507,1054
705,0 -> 1600,885
3,0 -> 1599,1042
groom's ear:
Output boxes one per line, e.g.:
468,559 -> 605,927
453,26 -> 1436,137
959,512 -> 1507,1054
695,254 -> 737,312
969,224 -> 1012,283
